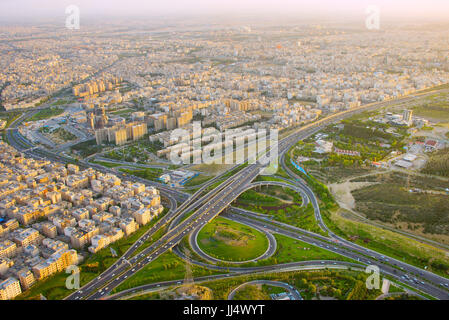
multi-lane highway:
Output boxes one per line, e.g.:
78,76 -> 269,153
4,87 -> 449,300
68,88 -> 448,299
106,261 -> 367,300
67,88 -> 449,300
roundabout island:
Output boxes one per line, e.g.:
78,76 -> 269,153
193,216 -> 277,264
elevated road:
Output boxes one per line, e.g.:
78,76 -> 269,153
4,86 -> 449,300
106,261 -> 365,300
227,280 -> 303,300
68,87 -> 449,300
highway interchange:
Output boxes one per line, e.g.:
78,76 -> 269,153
3,88 -> 449,300
189,214 -> 278,265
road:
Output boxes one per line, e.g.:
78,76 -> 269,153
227,280 -> 303,300
106,261 -> 364,300
70,87 -> 449,300
4,86 -> 449,300
224,212 -> 449,299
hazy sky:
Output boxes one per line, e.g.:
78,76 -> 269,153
0,0 -> 448,21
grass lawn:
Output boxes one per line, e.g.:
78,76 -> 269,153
91,160 -> 122,168
120,167 -> 163,182
232,284 -> 270,300
189,163 -> 235,175
197,217 -> 269,262
29,107 -> 64,121
268,234 -> 352,264
112,251 -> 219,293
276,203 -> 327,236
330,209 -> 449,278
235,177 -> 326,236
183,174 -> 214,187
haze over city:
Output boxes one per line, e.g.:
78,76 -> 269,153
0,0 -> 449,21
0,0 -> 448,310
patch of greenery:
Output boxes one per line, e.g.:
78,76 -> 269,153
353,183 -> 449,235
200,269 -> 383,300
70,139 -> 102,157
411,91 -> 449,121
197,217 -> 269,262
285,147 -> 449,278
112,251 -> 219,293
268,234 -> 352,264
330,209 -> 449,278
120,168 -> 164,182
91,160 -> 122,168
103,138 -> 163,164
232,284 -> 270,300
29,107 -> 64,121
422,147 -> 449,177
183,174 -> 213,187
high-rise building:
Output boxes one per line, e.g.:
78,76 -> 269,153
113,128 -> 128,146
403,109 -> 413,124
88,112 -> 95,130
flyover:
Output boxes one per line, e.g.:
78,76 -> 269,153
227,280 -> 303,300
69,88 -> 449,300
4,87 -> 449,300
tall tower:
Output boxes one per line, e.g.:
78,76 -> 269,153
403,109 -> 413,125
88,113 -> 95,130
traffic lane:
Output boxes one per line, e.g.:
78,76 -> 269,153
65,149 -> 245,298
66,191 -> 180,299
227,213 -> 449,300
107,260 -> 368,300
87,168 -> 262,298
78,166 -> 260,298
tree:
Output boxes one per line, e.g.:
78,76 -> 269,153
308,284 -> 317,294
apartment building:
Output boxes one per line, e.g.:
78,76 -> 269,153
0,277 -> 22,300
32,249 -> 78,280
0,240 -> 17,259
13,228 -> 40,247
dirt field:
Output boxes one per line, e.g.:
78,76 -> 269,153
329,178 -> 379,212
